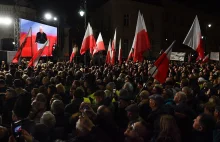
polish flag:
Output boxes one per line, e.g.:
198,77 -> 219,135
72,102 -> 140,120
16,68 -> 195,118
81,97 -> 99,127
118,39 -> 122,64
80,23 -> 96,55
106,39 -> 112,64
70,46 -> 77,63
93,32 -> 105,56
149,41 -> 175,84
202,54 -> 209,63
28,40 -> 48,67
111,29 -> 116,65
12,27 -> 32,64
133,12 -> 150,62
183,16 -> 204,60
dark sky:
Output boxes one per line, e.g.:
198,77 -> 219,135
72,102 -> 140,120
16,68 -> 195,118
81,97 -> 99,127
1,0 -> 219,25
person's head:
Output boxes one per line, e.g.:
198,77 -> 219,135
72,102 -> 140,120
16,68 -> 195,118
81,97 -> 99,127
118,89 -> 131,108
139,90 -> 149,102
174,91 -> 186,104
5,88 -> 17,100
56,83 -> 65,94
40,111 -> 56,128
162,89 -> 173,100
93,90 -> 105,105
193,113 -> 215,132
125,104 -> 139,121
214,106 -> 220,120
106,82 -> 116,93
13,93 -> 32,121
13,79 -> 22,88
51,100 -> 64,115
73,88 -> 84,100
96,105 -> 113,123
149,94 -> 164,110
31,88 -> 39,99
204,102 -> 215,115
160,115 -> 179,132
151,84 -> 163,95
124,121 -> 149,142
180,78 -> 189,88
39,26 -> 43,33
47,84 -> 57,95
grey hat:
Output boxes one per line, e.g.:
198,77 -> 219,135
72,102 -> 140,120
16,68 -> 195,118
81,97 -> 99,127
149,94 -> 164,107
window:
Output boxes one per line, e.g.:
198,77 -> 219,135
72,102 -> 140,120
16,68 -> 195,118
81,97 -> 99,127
123,14 -> 129,27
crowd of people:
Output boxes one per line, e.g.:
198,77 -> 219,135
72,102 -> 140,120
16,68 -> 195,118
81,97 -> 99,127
0,58 -> 219,142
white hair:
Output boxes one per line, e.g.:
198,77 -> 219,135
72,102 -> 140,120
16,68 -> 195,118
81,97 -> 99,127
40,111 -> 56,128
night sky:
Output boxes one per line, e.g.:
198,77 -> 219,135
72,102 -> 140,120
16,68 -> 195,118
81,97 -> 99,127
1,0 -> 219,26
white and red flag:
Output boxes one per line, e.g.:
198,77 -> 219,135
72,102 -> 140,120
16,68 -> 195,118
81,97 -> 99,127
106,39 -> 112,64
111,29 -> 117,65
149,41 -> 175,84
202,54 -> 209,63
80,23 -> 96,55
118,39 -> 122,64
183,16 -> 204,60
12,27 -> 32,64
28,40 -> 48,67
133,11 -> 150,62
93,32 -> 105,56
70,46 -> 77,63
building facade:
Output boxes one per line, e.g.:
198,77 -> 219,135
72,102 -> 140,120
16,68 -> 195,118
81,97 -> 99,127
90,0 -> 164,59
90,0 -> 220,59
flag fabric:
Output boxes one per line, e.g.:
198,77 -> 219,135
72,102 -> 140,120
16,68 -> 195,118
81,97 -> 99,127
28,40 -> 48,67
202,54 -> 209,63
183,16 -> 204,60
149,41 -> 175,84
70,46 -> 77,63
106,40 -> 112,64
12,27 -> 32,64
111,29 -> 117,65
80,23 -> 96,55
118,39 -> 122,64
93,32 -> 105,56
133,11 -> 150,62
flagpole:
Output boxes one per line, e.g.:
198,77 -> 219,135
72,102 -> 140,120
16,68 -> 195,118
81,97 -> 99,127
84,0 -> 87,66
31,27 -> 33,60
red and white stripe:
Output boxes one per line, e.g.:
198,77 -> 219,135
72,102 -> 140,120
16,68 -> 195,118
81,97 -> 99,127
118,39 -> 122,64
183,16 -> 204,60
149,41 -> 175,84
80,23 -> 96,55
28,40 -> 48,67
93,32 -> 105,56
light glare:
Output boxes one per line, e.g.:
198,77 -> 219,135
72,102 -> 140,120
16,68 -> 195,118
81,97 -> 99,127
44,13 -> 52,20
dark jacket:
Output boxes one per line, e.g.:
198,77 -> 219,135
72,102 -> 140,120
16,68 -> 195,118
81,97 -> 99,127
35,32 -> 47,44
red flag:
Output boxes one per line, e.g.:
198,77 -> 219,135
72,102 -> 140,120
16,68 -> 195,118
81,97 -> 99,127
12,27 -> 32,64
149,41 -> 175,84
70,46 -> 77,63
183,16 -> 204,60
80,23 -> 96,55
133,12 -> 150,62
93,32 -> 105,56
111,29 -> 117,65
106,40 -> 112,64
202,54 -> 209,63
28,40 -> 48,67
118,39 -> 122,64
127,48 -> 134,62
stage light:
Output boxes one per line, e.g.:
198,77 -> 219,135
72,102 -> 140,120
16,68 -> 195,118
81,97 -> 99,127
201,36 -> 204,39
79,10 -> 85,17
208,24 -> 212,28
0,17 -> 12,25
54,17 -> 57,21
44,13 -> 52,20
12,42 -> 15,45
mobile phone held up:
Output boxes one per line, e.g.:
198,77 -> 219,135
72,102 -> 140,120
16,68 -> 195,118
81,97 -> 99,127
12,120 -> 22,140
